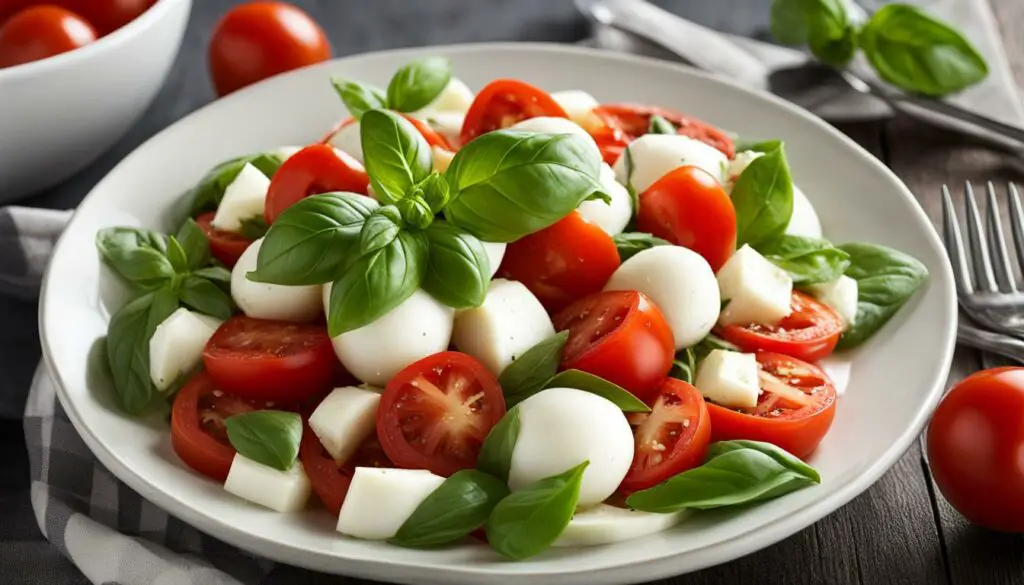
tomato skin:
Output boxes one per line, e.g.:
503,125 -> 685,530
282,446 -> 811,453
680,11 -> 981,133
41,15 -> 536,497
637,165 -> 737,272
170,371 -> 246,482
195,212 -> 251,268
0,5 -> 96,68
717,292 -> 844,363
927,368 -> 1024,532
460,78 -> 568,144
300,423 -> 392,515
497,211 -> 621,314
208,1 -> 331,97
264,144 -> 369,224
592,103 -> 736,160
56,0 -> 154,36
553,290 -> 675,402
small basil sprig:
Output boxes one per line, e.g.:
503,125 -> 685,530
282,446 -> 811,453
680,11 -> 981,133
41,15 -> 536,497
731,141 -> 793,248
187,152 -> 283,216
361,109 -> 433,205
391,469 -> 509,548
331,77 -> 388,120
224,410 -> 303,471
175,219 -> 211,270
105,287 -> 179,414
331,57 -> 452,120
760,235 -> 851,285
422,222 -> 490,309
613,232 -> 671,262
542,370 -> 650,413
497,331 -> 569,404
96,227 -> 175,290
477,407 -> 521,484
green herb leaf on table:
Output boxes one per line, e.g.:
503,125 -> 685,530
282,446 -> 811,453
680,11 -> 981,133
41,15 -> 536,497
476,407 -> 521,484
105,287 -> 179,414
175,218 -> 211,270
498,331 -> 570,404
542,370 -> 650,413
358,206 -> 403,255
731,142 -> 794,249
187,152 -> 283,216
224,410 -> 303,471
331,77 -> 388,120
96,227 -> 176,290
422,222 -> 490,309
770,0 -> 854,66
613,232 -> 671,262
759,234 -> 851,285
648,114 -> 676,135
391,469 -> 509,548
386,56 -> 453,113
361,109 -> 433,205
178,276 -> 235,320
810,22 -> 856,68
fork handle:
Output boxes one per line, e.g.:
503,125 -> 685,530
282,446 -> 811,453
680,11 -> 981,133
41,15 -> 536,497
958,325 -> 1024,363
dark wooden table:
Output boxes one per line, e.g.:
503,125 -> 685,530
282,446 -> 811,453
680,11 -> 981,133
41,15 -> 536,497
2,0 -> 1024,583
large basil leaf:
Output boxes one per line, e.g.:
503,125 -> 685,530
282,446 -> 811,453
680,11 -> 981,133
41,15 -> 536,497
391,469 -> 509,548
386,56 -> 452,113
760,234 -> 850,285
835,242 -> 928,350
187,153 -> 283,216
224,410 -> 302,471
498,331 -> 569,405
360,109 -> 433,204
330,77 -> 387,120
96,227 -> 175,290
444,131 -> 604,242
731,142 -> 793,249
105,288 -> 179,414
476,407 -> 521,484
358,206 -> 403,255
421,222 -> 490,309
707,440 -> 821,482
613,232 -> 671,262
178,276 -> 235,320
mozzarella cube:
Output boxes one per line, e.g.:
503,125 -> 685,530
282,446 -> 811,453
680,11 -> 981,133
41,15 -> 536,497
424,113 -> 464,149
232,238 -> 322,322
612,134 -> 728,193
510,116 -> 601,162
148,308 -> 223,391
716,245 -> 793,327
577,163 -> 632,236
695,350 -> 761,409
451,279 -> 555,375
553,504 -> 688,547
551,90 -> 603,133
210,164 -> 271,232
411,77 -> 475,116
432,145 -> 455,173
224,455 -> 311,512
807,275 -> 858,329
308,386 -> 381,465
328,121 -> 363,163
786,186 -> 823,239
336,468 -> 445,539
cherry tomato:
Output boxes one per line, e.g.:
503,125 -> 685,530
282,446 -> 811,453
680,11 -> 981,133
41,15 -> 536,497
717,292 -> 844,363
377,352 -> 506,477
497,211 -> 620,314
322,114 -> 452,151
202,316 -> 338,403
264,144 -> 369,224
706,352 -> 837,459
55,0 -> 154,36
0,5 -> 96,68
300,422 -> 392,515
927,367 -> 1024,532
592,103 -> 736,161
637,165 -> 737,272
553,290 -> 675,402
619,378 -> 711,493
460,78 -> 568,145
208,1 -> 331,97
195,211 -> 252,268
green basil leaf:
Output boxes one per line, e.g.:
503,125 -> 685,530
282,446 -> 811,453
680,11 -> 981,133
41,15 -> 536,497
248,193 -> 379,285
769,0 -> 848,47
444,131 -> 604,242
759,235 -> 850,285
330,77 -> 387,120
810,22 -> 856,68
497,331 -> 569,404
391,469 -> 509,548
648,114 -> 676,135
224,410 -> 302,471
414,171 -> 451,213
542,370 -> 650,413
359,206 -> 403,255
733,138 -> 782,154
859,4 -> 988,97
421,222 -> 490,309
613,232 -> 671,262
731,142 -> 793,248
175,218 -> 211,270
105,288 -> 179,414
386,56 -> 452,113
770,0 -> 811,45
626,448 -> 818,512
477,407 -> 521,484
692,333 -> 739,361
397,195 -> 435,230
623,144 -> 639,218
187,153 -> 283,216
179,276 -> 235,320
361,109 -> 433,205
836,242 -> 928,349
193,266 -> 231,284
707,440 -> 821,483
670,348 -> 697,384
327,230 -> 427,336
166,236 -> 189,275
237,215 -> 269,240
96,227 -> 175,290
485,461 -> 588,560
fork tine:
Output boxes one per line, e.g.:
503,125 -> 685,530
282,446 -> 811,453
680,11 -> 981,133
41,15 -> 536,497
986,182 -> 1017,291
964,181 -> 999,292
1009,183 -> 1024,272
942,185 -> 974,295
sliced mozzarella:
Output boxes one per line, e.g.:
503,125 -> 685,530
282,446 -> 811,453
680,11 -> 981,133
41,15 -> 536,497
336,468 -> 445,539
577,163 -> 632,236
308,386 -> 381,464
274,145 -> 303,161
509,387 -> 634,506
716,244 -> 793,327
807,274 -> 858,330
553,504 -> 689,547
551,90 -> 603,133
786,185 -> 823,238
509,116 -> 601,161
604,246 -> 720,349
328,121 -> 363,164
695,349 -> 760,409
210,163 -> 271,232
482,241 -> 506,278
329,287 -> 454,386
424,112 -> 464,148
224,455 -> 311,513
148,308 -> 222,391
411,77 -> 475,116
612,134 -> 728,193
451,279 -> 554,376
231,238 -> 322,322
432,145 -> 455,173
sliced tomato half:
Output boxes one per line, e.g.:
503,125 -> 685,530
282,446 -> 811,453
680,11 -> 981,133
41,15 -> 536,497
195,211 -> 252,268
460,79 -> 568,144
264,144 -> 370,224
717,291 -> 844,362
591,103 -> 736,164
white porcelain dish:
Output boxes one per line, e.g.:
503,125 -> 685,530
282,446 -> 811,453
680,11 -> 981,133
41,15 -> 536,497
0,0 -> 191,202
39,43 -> 956,584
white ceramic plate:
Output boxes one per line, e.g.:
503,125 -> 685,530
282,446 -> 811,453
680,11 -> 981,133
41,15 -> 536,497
40,43 -> 956,585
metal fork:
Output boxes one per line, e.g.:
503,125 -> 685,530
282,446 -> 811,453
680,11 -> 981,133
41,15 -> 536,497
942,181 -> 1024,338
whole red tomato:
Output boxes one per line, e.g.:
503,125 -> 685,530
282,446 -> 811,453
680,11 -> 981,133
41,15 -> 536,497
0,5 -> 96,68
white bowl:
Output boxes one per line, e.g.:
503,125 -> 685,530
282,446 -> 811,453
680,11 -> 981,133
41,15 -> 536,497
0,0 -> 191,202
39,43 -> 956,584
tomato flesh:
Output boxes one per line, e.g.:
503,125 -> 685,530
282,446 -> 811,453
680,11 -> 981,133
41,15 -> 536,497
0,5 -> 96,68
195,211 -> 252,268
460,79 -> 568,144
300,422 -> 392,515
717,291 -> 844,362
591,103 -> 736,161
264,144 -> 369,224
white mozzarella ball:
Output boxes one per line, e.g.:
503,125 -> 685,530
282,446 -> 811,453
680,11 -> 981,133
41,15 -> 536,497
330,288 -> 454,386
550,90 -> 603,133
577,163 -> 632,236
224,455 -> 311,513
509,116 -> 601,161
509,388 -> 634,506
328,121 -> 363,163
613,134 -> 728,193
424,112 -> 464,148
210,163 -> 270,232
604,246 -> 720,349
451,279 -> 554,376
553,504 -> 689,547
149,308 -> 222,391
411,77 -> 475,116
807,275 -> 858,329
786,185 -> 823,238
231,239 -> 322,322
716,244 -> 793,327
482,241 -> 506,278
336,468 -> 445,539
308,386 -> 381,464
694,350 -> 760,409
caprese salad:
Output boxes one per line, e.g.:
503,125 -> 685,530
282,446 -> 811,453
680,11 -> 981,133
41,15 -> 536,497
95,56 -> 929,559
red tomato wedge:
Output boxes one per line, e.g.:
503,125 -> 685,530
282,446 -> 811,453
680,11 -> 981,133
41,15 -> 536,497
717,292 -> 844,362
591,103 -> 736,162
553,290 -> 675,403
322,114 -> 453,151
202,316 -> 337,403
300,423 -> 392,515
264,144 -> 369,224
497,211 -> 620,314
706,352 -> 837,459
460,78 -> 568,144
195,211 -> 252,268
619,378 -> 711,493
377,352 -> 506,477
